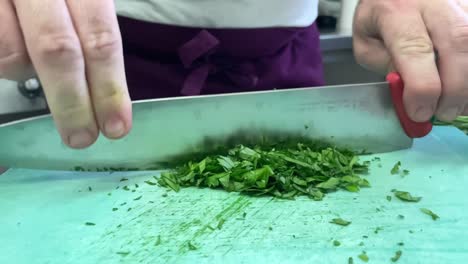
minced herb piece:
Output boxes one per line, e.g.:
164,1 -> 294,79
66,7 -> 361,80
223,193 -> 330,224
157,142 -> 370,200
394,191 -> 422,202
135,184 -> 139,188
155,235 -> 161,246
397,242 -> 404,246
374,227 -> 383,234
120,202 -> 127,206
116,251 -> 130,257
120,178 -> 128,182
217,219 -> 226,230
391,161 -> 401,174
133,195 -> 143,201
268,227 -> 273,231
358,252 -> 369,262
85,222 -> 96,226
333,240 -> 341,246
112,208 -> 118,211
243,212 -> 247,218
330,218 -> 351,226
359,242 -> 365,246
123,186 -> 130,191
107,192 -> 112,196
348,257 -> 354,264
117,224 -> 122,228
402,170 -> 410,176
162,193 -> 168,197
131,190 -> 136,193
362,235 -> 368,239
420,208 -> 439,220
386,195 -> 392,202
88,186 -> 92,191
74,166 -> 85,171
144,181 -> 157,186
188,241 -> 198,250
409,230 -> 414,234
127,208 -> 132,212
391,250 -> 402,262
398,215 -> 405,219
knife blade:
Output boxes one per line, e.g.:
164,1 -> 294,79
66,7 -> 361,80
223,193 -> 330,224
0,73 -> 428,171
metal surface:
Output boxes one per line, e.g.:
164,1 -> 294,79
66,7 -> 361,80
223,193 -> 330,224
0,82 -> 412,171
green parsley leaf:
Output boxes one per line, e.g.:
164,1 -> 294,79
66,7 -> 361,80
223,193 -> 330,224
394,191 -> 422,202
391,250 -> 402,262
358,252 -> 369,262
391,161 -> 401,175
330,218 -> 351,226
188,241 -> 198,250
420,208 -> 439,220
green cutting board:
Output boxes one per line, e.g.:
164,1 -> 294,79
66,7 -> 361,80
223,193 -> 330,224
1,126 -> 468,264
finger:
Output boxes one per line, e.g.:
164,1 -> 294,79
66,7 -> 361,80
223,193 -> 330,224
356,1 -> 441,122
0,0 -> 33,80
66,0 -> 132,139
14,0 -> 98,149
458,0 -> 468,116
353,4 -> 393,74
423,1 -> 468,121
378,9 -> 441,122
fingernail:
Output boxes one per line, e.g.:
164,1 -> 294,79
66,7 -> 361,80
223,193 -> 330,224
105,117 -> 125,138
413,106 -> 433,122
439,106 -> 460,121
68,130 -> 94,149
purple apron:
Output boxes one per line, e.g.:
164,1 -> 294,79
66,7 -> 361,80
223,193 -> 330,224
117,16 -> 325,100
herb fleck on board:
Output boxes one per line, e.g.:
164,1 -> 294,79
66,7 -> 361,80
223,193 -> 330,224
393,190 -> 422,202
358,251 -> 369,262
330,218 -> 351,226
420,208 -> 440,220
391,250 -> 402,262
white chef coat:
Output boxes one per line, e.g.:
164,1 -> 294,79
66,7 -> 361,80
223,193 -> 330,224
115,0 -> 319,28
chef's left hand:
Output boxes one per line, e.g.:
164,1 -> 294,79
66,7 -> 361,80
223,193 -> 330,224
353,0 -> 468,123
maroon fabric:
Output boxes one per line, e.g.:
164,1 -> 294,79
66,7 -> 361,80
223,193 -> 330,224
117,16 -> 325,100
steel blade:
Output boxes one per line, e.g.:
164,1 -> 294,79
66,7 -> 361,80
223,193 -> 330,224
0,82 -> 412,170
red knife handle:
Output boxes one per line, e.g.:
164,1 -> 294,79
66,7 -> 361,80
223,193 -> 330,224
386,72 -> 433,138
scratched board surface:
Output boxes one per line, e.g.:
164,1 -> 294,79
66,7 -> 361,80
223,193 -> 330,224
1,126 -> 468,264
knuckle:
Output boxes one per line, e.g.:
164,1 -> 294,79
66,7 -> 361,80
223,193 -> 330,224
395,36 -> 434,56
449,24 -> 468,53
82,30 -> 121,60
94,81 -> 125,100
36,34 -> 82,63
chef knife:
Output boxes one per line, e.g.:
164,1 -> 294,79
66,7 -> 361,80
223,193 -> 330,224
0,72 -> 432,171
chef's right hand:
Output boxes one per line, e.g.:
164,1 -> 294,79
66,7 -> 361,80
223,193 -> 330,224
0,0 -> 132,149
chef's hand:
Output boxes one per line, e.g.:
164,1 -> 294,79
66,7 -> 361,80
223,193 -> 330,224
353,0 -> 468,122
0,0 -> 132,149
